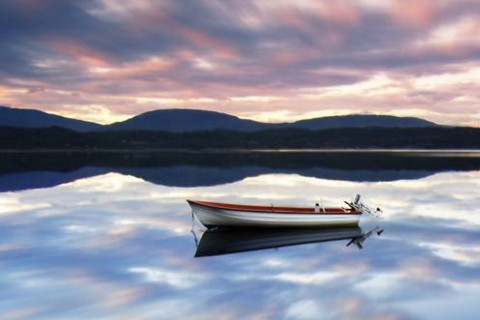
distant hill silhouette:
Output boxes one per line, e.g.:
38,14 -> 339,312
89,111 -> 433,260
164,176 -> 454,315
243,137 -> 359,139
286,114 -> 437,129
107,109 -> 268,132
0,106 -> 102,132
107,109 -> 438,131
0,106 -> 441,132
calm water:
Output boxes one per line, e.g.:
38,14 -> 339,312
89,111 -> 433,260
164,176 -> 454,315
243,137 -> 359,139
1,151 -> 480,320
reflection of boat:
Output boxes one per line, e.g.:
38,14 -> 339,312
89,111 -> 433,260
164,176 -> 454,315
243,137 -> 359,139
187,195 -> 371,228
194,226 -> 380,257
347,226 -> 384,249
194,226 -> 384,257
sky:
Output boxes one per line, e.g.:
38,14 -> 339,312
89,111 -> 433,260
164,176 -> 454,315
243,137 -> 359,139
0,0 -> 479,126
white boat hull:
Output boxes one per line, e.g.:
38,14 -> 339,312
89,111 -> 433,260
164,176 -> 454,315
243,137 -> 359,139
189,202 -> 360,228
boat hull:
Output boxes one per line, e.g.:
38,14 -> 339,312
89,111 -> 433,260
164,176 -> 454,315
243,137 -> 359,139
188,200 -> 361,228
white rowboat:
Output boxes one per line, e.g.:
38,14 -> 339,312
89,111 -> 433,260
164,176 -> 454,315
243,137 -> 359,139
187,197 -> 366,228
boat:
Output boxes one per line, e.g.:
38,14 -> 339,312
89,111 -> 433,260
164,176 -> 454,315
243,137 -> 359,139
187,194 -> 376,228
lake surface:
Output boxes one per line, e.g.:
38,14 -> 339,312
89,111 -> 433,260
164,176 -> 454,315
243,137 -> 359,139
1,151 -> 480,319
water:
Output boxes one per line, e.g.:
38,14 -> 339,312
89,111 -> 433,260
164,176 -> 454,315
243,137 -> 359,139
1,151 -> 479,319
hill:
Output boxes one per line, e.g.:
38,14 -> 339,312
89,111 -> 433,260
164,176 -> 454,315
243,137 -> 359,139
288,114 -> 437,129
1,106 -> 440,132
0,106 -> 102,132
107,109 -> 438,131
106,109 -> 268,132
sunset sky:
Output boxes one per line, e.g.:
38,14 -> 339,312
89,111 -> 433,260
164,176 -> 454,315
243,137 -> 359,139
1,0 -> 479,126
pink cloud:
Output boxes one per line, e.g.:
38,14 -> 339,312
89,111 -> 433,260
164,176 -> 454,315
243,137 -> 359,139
408,15 -> 480,58
270,46 -> 320,67
317,1 -> 361,27
176,27 -> 241,60
48,40 -> 113,67
87,56 -> 178,80
276,6 -> 314,32
390,0 -> 438,29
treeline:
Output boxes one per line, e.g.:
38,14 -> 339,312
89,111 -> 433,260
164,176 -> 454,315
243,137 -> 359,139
0,126 -> 479,150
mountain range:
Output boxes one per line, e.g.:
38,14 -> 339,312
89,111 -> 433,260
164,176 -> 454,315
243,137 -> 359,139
1,105 -> 438,132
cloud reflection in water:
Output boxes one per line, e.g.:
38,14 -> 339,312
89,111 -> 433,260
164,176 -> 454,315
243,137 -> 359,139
0,169 -> 479,319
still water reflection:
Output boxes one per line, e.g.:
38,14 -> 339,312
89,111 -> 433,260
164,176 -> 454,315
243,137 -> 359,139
193,226 -> 383,257
0,151 -> 479,319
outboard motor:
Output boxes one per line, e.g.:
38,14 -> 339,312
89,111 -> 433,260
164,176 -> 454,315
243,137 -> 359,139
345,194 -> 382,218
354,194 -> 361,205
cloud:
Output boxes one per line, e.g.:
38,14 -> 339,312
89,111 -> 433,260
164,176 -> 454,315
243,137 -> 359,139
0,0 -> 479,125
390,0 -> 438,29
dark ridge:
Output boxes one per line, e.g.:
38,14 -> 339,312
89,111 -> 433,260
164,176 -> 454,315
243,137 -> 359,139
106,109 -> 268,132
287,114 -> 437,129
106,109 -> 438,131
0,106 -> 102,132
2,106 -> 442,132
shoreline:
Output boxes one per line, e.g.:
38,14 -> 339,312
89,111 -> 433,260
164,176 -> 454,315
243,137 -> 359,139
2,148 -> 480,154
